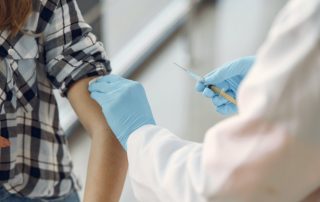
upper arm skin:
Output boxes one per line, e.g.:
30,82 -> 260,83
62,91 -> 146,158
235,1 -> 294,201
67,77 -> 109,136
67,77 -> 128,202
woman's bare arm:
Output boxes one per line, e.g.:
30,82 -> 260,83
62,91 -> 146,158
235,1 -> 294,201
67,77 -> 128,202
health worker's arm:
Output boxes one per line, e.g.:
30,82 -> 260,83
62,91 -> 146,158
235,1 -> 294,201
42,0 -> 127,201
126,0 -> 320,201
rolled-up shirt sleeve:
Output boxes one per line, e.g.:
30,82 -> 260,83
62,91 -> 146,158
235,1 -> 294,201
43,0 -> 111,96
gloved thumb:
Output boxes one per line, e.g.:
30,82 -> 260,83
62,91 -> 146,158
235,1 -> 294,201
204,56 -> 255,85
195,80 -> 206,92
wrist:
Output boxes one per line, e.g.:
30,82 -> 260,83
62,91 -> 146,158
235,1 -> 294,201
126,124 -> 157,151
118,120 -> 156,151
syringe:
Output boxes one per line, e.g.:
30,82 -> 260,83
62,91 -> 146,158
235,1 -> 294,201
174,63 -> 237,105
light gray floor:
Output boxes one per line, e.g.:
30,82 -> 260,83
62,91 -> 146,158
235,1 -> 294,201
69,0 -> 288,201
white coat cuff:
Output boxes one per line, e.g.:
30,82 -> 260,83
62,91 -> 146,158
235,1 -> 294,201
127,124 -> 162,151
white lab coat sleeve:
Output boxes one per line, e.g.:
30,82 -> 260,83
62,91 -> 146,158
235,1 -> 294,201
127,0 -> 320,201
128,125 -> 207,202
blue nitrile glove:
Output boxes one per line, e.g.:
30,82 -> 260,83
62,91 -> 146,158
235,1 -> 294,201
89,75 -> 156,150
196,56 -> 255,115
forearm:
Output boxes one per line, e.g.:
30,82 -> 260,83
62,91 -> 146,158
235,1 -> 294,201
86,127 -> 127,202
67,77 -> 128,202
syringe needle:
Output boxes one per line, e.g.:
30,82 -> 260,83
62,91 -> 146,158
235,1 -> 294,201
174,63 -> 237,105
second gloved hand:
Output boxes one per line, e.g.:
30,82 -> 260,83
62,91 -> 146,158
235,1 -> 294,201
89,75 -> 155,150
196,56 -> 255,115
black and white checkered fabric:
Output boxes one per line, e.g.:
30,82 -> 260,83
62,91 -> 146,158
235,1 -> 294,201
0,0 -> 111,198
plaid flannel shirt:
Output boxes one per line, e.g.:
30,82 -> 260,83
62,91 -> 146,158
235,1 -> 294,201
0,0 -> 111,198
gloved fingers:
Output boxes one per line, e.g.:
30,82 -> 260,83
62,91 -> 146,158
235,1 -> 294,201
198,79 -> 230,95
225,89 -> 236,99
95,74 -> 124,83
90,91 -> 105,104
196,80 -> 229,95
216,103 -> 238,116
204,56 -> 255,85
213,90 -> 236,114
202,87 -> 214,98
195,80 -> 206,92
204,65 -> 235,84
201,82 -> 232,99
89,81 -> 116,93
212,94 -> 229,106
220,90 -> 236,104
89,74 -> 122,92
212,81 -> 230,92
89,76 -> 103,86
89,76 -> 135,93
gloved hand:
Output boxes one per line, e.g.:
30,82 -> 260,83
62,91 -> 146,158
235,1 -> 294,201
89,75 -> 155,150
196,56 -> 255,115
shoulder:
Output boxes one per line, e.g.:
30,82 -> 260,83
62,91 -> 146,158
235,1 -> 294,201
34,0 -> 75,10
28,0 -> 81,33
32,0 -> 59,12
29,0 -> 60,33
